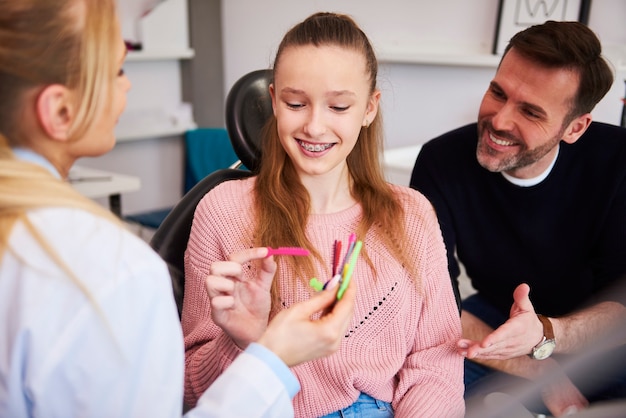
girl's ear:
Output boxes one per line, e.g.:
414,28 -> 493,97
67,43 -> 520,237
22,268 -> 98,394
36,84 -> 75,142
269,83 -> 277,116
363,89 -> 381,127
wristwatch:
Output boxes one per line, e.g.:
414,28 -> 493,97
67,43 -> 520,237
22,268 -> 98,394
529,314 -> 556,360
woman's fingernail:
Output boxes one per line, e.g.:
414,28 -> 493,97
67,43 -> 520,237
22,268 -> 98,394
325,274 -> 341,290
563,406 -> 580,415
326,279 -> 339,290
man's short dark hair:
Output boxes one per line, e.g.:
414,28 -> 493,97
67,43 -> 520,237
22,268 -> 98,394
503,20 -> 614,120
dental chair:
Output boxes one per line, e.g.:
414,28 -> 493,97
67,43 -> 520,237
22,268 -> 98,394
149,69 -> 273,317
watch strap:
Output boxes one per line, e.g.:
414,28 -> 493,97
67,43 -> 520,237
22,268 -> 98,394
537,314 -> 554,340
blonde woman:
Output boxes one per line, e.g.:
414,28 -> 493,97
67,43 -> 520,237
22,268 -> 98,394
0,1 -> 355,417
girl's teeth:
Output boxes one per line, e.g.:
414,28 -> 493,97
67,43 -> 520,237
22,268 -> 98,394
299,141 -> 332,152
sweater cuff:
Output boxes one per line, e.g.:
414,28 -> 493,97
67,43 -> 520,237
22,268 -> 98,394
246,343 -> 300,399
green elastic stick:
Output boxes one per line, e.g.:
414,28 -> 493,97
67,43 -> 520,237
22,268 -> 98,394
337,240 -> 362,300
309,277 -> 324,292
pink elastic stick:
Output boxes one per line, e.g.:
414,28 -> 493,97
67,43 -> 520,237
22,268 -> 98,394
265,247 -> 310,257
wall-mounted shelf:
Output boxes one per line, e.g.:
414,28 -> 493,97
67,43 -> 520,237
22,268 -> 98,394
116,123 -> 197,142
377,44 -> 501,68
126,48 -> 195,62
378,43 -> 626,71
378,50 -> 500,68
115,104 -> 196,142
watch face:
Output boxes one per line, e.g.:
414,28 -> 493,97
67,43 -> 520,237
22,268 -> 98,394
533,340 -> 556,360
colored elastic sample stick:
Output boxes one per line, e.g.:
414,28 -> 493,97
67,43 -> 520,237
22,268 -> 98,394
340,233 -> 356,270
332,240 -> 341,276
309,278 -> 324,292
265,247 -> 310,257
337,240 -> 362,300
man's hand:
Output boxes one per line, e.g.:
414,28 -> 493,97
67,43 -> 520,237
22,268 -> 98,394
458,284 -> 544,359
205,247 -> 277,349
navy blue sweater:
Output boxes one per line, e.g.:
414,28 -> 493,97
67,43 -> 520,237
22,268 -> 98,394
411,122 -> 626,316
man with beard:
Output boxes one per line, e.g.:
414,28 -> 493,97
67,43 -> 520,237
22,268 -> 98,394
410,20 -> 626,417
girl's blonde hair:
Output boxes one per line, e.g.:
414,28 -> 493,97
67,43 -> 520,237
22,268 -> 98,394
0,0 -> 121,289
254,12 -> 418,307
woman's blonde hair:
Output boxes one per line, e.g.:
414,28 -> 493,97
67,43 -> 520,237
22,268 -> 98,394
254,12 -> 418,307
0,0 -> 120,288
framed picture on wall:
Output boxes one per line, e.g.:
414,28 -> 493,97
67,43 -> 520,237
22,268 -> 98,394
493,0 -> 592,55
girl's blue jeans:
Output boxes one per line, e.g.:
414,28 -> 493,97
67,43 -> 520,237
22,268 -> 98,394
318,393 -> 393,418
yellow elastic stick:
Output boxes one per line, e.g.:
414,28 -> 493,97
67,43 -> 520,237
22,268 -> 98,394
337,240 -> 362,300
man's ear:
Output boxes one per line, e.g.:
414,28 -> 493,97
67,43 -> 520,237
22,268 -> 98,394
36,84 -> 74,141
562,113 -> 592,145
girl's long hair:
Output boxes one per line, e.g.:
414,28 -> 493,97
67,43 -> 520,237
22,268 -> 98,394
253,13 -> 418,308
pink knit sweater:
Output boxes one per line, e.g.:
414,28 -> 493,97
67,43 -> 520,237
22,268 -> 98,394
182,177 -> 464,417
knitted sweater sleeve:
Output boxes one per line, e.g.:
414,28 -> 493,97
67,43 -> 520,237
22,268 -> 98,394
181,179 -> 255,406
391,187 -> 465,417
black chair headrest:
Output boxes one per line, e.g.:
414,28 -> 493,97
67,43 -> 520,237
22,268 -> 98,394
225,69 -> 273,173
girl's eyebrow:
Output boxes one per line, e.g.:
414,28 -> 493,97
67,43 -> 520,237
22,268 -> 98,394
280,87 -> 356,98
280,87 -> 305,95
326,90 -> 356,98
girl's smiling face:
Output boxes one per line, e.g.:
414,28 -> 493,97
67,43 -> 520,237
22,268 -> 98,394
270,44 -> 379,181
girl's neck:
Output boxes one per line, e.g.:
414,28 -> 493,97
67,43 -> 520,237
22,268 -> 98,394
301,168 -> 356,215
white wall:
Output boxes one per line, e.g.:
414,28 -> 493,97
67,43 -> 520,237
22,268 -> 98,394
221,0 -> 626,148
79,0 -> 626,216
78,0 -> 191,216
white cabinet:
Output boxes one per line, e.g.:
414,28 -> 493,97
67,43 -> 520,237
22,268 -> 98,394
115,54 -> 196,142
77,0 -> 196,216
126,49 -> 195,61
114,0 -> 197,142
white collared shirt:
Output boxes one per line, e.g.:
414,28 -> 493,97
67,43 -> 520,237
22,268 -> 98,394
1,153 -> 299,417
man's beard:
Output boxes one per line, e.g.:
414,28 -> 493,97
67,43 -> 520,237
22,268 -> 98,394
476,120 -> 563,173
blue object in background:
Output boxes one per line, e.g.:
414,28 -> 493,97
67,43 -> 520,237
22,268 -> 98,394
184,127 -> 242,193
126,127 -> 243,229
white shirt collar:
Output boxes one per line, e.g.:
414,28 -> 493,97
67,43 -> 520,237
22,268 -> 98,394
11,147 -> 61,179
501,144 -> 560,187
